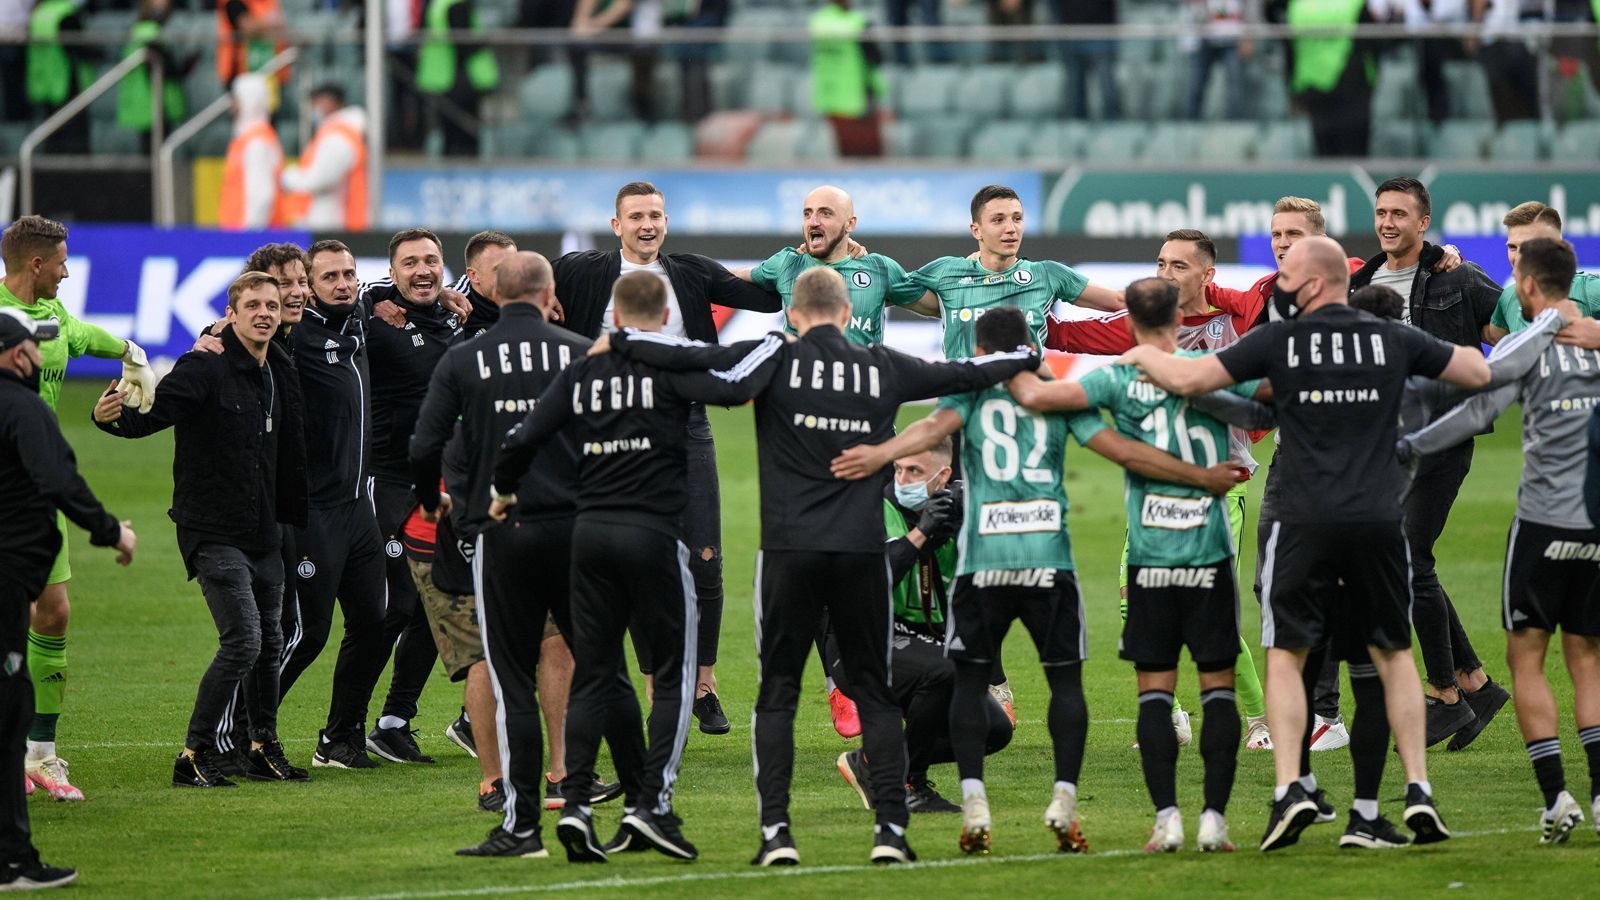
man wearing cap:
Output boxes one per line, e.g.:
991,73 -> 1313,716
0,308 -> 136,891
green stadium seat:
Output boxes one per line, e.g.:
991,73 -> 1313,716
942,1 -> 990,64
895,64 -> 960,120
1370,57 -> 1421,122
519,65 -> 574,124
882,120 -> 920,157
746,63 -> 795,115
915,115 -> 970,158
1194,122 -> 1258,162
1008,63 -> 1064,119
1429,120 -> 1493,161
710,60 -> 749,109
1256,120 -> 1312,161
1026,122 -> 1089,162
1140,121 -> 1204,163
744,119 -> 838,162
645,121 -> 696,162
1081,122 -> 1148,161
580,121 -> 646,162
1443,61 -> 1495,120
1489,121 -> 1548,162
965,119 -> 1033,162
1550,120 -> 1600,161
790,70 -> 814,118
532,125 -> 582,161
1370,119 -> 1421,157
953,65 -> 1016,121
585,61 -> 637,121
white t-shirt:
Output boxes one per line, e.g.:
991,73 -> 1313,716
604,257 -> 686,338
1370,262 -> 1419,324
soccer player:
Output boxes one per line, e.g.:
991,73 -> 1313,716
1119,235 -> 1489,851
0,215 -> 156,802
832,306 -> 1240,856
735,184 -> 924,344
94,272 -> 310,789
1483,203 -> 1600,345
1017,279 -> 1261,853
0,309 -> 135,890
1046,230 -> 1271,752
493,271 -> 758,863
603,267 -> 1043,865
412,252 -> 594,858
900,184 -> 1124,359
1399,238 -> 1600,843
550,181 -> 784,736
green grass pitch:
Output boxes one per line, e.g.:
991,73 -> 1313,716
30,380 -> 1597,897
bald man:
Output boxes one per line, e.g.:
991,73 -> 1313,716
1119,236 -> 1489,852
735,185 -> 924,346
410,251 -> 600,857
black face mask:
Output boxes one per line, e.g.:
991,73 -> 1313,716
1271,281 -> 1302,322
21,366 -> 41,394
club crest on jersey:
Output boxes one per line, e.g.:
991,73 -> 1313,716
386,540 -> 403,558
1013,268 -> 1033,285
297,560 -> 316,579
851,270 -> 872,289
1206,318 -> 1225,340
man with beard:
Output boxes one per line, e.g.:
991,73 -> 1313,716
550,181 -> 782,736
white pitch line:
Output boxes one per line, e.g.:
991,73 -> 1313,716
304,826 -> 1540,900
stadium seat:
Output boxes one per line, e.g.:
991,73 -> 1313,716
1194,122 -> 1258,162
1255,120 -> 1312,161
952,64 -> 1015,121
746,63 -> 796,115
895,64 -> 960,120
645,121 -> 696,162
965,119 -> 1033,162
584,61 -> 638,121
1081,122 -> 1148,161
1371,56 -> 1422,122
1429,120 -> 1493,161
744,119 -> 838,162
882,119 -> 920,157
1140,121 -> 1203,163
790,70 -> 814,117
710,59 -> 749,109
1026,122 -> 1090,162
1443,61 -> 1495,120
1549,120 -> 1600,161
915,114 -> 971,158
1370,119 -> 1422,157
1008,63 -> 1065,119
580,122 -> 647,162
1489,121 -> 1548,162
519,65 -> 574,124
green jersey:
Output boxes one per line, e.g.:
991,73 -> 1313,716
884,497 -> 955,630
940,387 -> 1106,576
906,256 -> 1090,359
1489,272 -> 1600,334
1079,350 -> 1258,567
750,249 -> 924,345
0,285 -> 125,412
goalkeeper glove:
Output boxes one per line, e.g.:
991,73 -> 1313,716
117,341 -> 157,414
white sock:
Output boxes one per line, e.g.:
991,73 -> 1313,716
1200,808 -> 1224,829
825,676 -> 836,693
1408,780 -> 1432,797
25,740 -> 54,761
1054,781 -> 1076,798
1353,798 -> 1380,820
1156,806 -> 1179,827
885,822 -> 905,836
378,715 -> 407,731
961,778 -> 986,800
1274,784 -> 1289,801
1297,774 -> 1317,792
762,823 -> 787,841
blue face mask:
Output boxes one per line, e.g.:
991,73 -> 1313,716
894,472 -> 942,511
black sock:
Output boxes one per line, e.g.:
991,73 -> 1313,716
1580,725 -> 1600,802
1045,663 -> 1087,785
1200,687 -> 1239,814
1297,645 -> 1326,779
1137,689 -> 1178,811
949,661 -> 993,782
1348,664 -> 1389,803
1527,737 -> 1566,810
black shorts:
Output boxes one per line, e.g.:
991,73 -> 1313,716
1503,518 -> 1600,636
947,568 -> 1084,666
1259,520 -> 1412,653
1122,559 -> 1239,672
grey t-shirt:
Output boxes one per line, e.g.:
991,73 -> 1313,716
1370,262 -> 1420,324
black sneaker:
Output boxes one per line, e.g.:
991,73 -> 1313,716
0,856 -> 77,891
478,779 -> 506,813
1259,783 -> 1318,851
837,749 -> 874,809
694,691 -> 732,735
622,808 -> 699,860
603,810 -> 652,854
589,776 -> 625,806
556,806 -> 608,863
173,751 -> 237,788
1308,787 -> 1338,824
312,731 -> 379,769
905,776 -> 960,813
1339,812 -> 1411,849
750,826 -> 799,867
445,711 -> 478,759
366,724 -> 436,764
870,824 -> 917,864
1402,784 -> 1451,844
211,745 -> 250,778
1423,696 -> 1475,748
456,826 -> 549,858
1447,679 -> 1511,751
246,740 -> 310,782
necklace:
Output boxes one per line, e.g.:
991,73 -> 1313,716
263,361 -> 275,433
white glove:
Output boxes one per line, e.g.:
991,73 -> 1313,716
117,341 -> 157,414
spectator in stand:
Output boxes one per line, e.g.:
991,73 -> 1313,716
885,0 -> 946,65
1,0 -> 31,122
216,0 -> 288,101
26,0 -> 96,153
672,0 -> 728,124
987,0 -> 1035,64
1469,0 -> 1540,123
218,74 -> 284,230
569,0 -> 659,123
116,0 -> 197,151
810,0 -> 885,157
1287,0 -> 1378,157
1056,0 -> 1121,120
416,0 -> 501,155
384,0 -> 424,151
1184,0 -> 1255,119
280,85 -> 368,230
1372,0 -> 1467,126
1551,0 -> 1600,98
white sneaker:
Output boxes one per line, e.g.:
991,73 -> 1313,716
1044,785 -> 1088,852
1197,810 -> 1235,852
1244,715 -> 1273,750
1172,709 -> 1193,747
1309,715 -> 1350,752
1144,810 -> 1183,853
959,793 -> 992,855
1541,790 -> 1584,844
25,755 -> 83,802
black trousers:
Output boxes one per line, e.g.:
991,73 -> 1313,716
1405,440 -> 1482,689
187,544 -> 285,751
1257,450 -> 1342,718
1303,61 -> 1372,157
1,581 -> 35,864
475,517 -> 580,837
755,550 -> 908,829
563,520 -> 696,817
372,478 -> 438,723
278,498 -> 391,741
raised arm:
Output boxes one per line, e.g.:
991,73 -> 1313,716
1074,283 -> 1125,312
887,346 -> 1039,404
830,407 -> 964,481
1007,369 -> 1090,412
1398,382 -> 1518,463
697,254 -> 783,313
611,328 -> 776,371
1043,313 -> 1134,355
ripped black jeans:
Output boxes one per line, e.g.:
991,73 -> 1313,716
184,543 -> 284,751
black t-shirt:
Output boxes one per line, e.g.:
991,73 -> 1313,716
177,357 -> 282,563
1217,304 -> 1453,524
